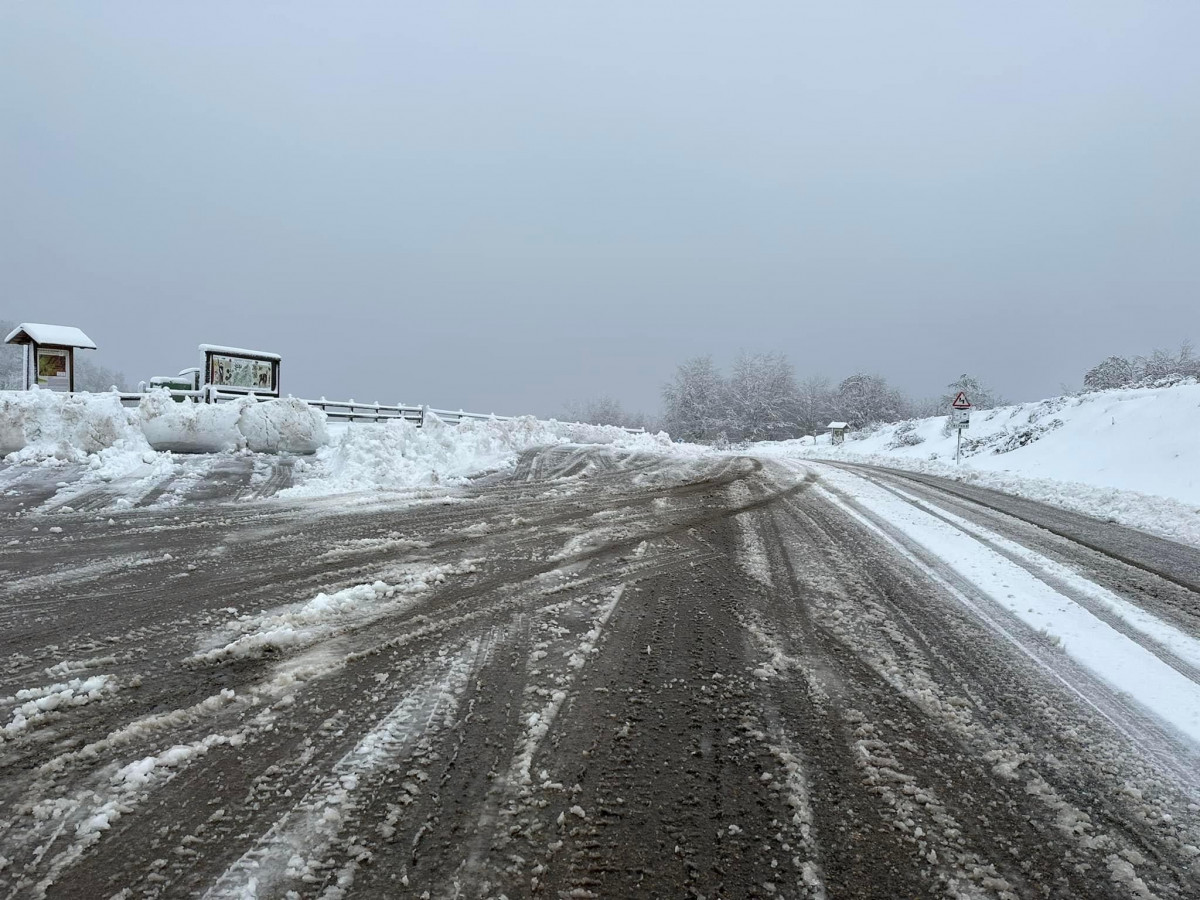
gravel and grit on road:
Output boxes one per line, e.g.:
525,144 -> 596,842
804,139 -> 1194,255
2,446 -> 1200,899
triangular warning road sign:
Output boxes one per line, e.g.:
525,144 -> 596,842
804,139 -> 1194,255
952,391 -> 971,409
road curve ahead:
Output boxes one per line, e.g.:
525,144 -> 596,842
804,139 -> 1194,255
1,447 -> 1199,899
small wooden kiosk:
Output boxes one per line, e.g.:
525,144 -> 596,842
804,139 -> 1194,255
4,323 -> 97,392
827,421 -> 850,445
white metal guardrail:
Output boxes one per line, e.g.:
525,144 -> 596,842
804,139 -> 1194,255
106,389 -> 644,433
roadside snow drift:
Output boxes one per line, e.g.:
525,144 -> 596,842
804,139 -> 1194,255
755,380 -> 1200,546
0,389 -> 145,462
284,415 -> 675,499
0,389 -> 329,461
0,389 -> 681,504
138,391 -> 327,454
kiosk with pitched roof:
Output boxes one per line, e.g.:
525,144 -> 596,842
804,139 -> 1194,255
4,323 -> 97,392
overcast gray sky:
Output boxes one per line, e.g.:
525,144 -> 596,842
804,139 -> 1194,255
3,2 -> 1198,415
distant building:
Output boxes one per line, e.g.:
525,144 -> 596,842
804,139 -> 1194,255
826,421 -> 850,444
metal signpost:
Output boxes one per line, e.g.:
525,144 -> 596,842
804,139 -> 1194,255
952,391 -> 971,463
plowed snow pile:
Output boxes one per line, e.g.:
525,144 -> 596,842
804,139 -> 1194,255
283,414 -> 676,498
138,391 -> 327,454
0,389 -> 681,503
0,389 -> 147,464
0,389 -> 329,468
755,380 -> 1200,546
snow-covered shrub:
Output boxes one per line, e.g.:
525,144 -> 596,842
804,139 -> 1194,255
886,421 -> 925,449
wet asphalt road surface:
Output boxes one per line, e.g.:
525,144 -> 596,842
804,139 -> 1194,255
1,448 -> 1199,899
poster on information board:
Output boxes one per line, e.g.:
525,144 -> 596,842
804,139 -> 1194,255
200,344 -> 280,397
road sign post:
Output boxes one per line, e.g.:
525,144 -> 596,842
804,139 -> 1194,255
951,392 -> 971,463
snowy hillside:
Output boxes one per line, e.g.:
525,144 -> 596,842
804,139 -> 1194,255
754,380 -> 1200,546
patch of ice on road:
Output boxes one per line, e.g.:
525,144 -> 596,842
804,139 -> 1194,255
194,561 -> 478,662
813,466 -> 1200,746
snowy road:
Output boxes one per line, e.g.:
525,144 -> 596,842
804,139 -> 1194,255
2,448 -> 1200,899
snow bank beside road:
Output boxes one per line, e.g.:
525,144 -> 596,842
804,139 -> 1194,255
1,389 -> 681,504
0,389 -> 329,462
138,391 -> 327,454
754,382 -> 1200,547
284,415 -> 676,499
0,389 -> 147,464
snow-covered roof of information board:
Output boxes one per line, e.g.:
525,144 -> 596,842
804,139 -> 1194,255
4,323 -> 97,349
827,421 -> 849,430
198,344 -> 282,361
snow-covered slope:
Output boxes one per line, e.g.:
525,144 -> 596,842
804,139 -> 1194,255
754,381 -> 1200,546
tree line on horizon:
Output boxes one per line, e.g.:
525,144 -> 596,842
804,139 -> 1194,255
1083,340 -> 1200,391
562,352 -> 1001,442
564,339 -> 1198,442
657,354 -> 1001,443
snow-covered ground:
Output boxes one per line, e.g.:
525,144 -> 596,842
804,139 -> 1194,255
794,460 -> 1200,748
753,381 -> 1200,547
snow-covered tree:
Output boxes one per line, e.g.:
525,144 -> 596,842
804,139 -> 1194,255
1083,356 -> 1136,391
941,374 -> 1002,411
0,322 -> 21,390
661,355 -> 728,441
725,351 -> 800,441
1137,347 -> 1180,382
75,358 -> 130,392
1143,341 -> 1200,380
833,373 -> 908,427
559,396 -> 628,426
909,395 -> 945,418
796,374 -> 833,440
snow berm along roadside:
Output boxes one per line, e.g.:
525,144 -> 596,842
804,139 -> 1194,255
753,380 -> 1200,548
